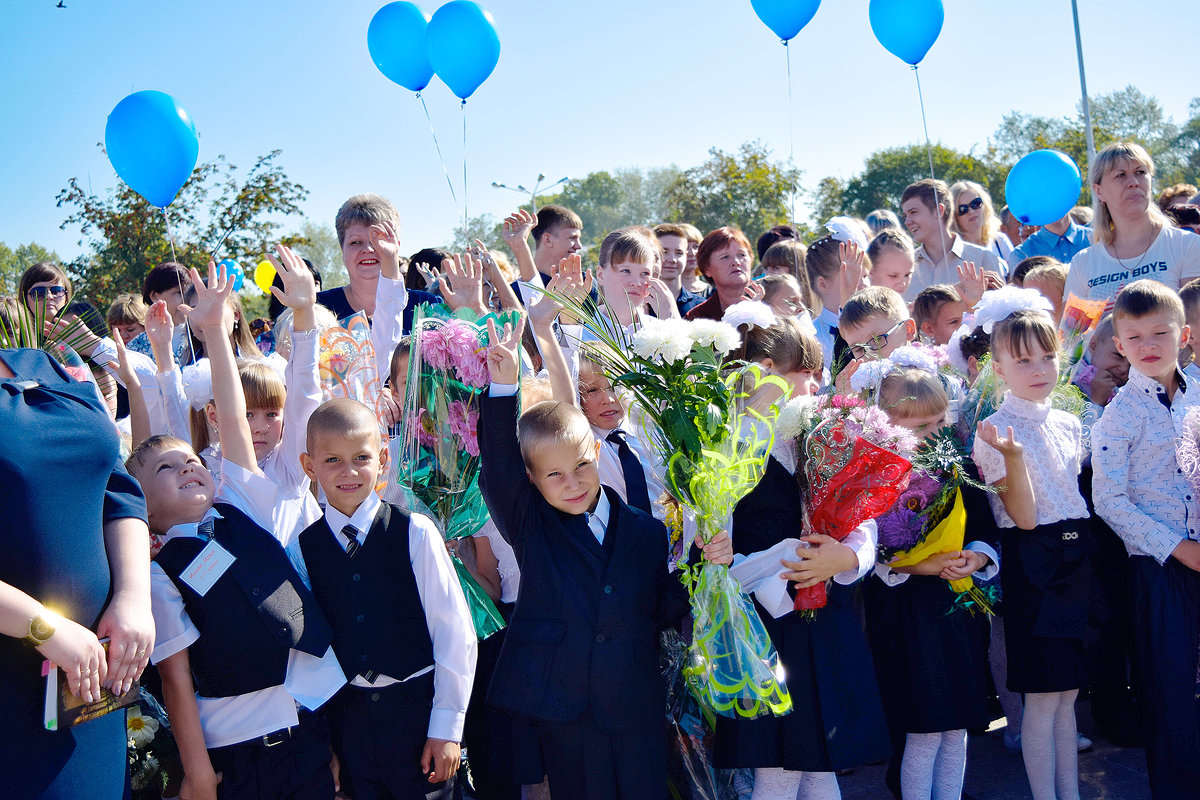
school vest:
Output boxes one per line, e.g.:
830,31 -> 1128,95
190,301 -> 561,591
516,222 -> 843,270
156,503 -> 333,698
298,503 -> 435,684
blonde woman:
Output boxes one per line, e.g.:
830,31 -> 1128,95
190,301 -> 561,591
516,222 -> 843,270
950,180 -> 1014,265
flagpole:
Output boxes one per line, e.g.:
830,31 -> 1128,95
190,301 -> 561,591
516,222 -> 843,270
1071,0 -> 1096,173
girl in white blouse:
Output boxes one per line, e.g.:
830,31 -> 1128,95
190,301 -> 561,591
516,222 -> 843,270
973,310 -> 1091,800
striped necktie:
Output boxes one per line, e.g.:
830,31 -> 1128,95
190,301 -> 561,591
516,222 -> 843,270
342,524 -> 362,558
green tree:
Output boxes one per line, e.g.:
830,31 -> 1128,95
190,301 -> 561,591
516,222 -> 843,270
57,148 -> 308,307
290,219 -> 348,287
448,214 -> 506,253
812,143 -> 1007,223
553,171 -> 624,245
663,141 -> 800,239
0,241 -> 60,295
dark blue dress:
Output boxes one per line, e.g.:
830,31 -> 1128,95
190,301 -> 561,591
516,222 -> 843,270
0,348 -> 148,799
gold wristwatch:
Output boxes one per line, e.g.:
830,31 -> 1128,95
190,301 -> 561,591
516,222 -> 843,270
24,614 -> 56,647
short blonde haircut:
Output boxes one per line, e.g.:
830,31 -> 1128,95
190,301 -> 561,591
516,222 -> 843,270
1090,142 -> 1168,248
106,293 -> 147,328
517,400 -> 593,466
1023,261 -> 1068,299
839,286 -> 909,331
878,367 -> 949,420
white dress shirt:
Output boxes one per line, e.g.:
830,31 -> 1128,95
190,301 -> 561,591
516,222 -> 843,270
149,458 -> 347,749
904,235 -> 1003,302
287,491 -> 477,742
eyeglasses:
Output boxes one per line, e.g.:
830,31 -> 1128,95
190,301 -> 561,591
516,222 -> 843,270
848,320 -> 905,359
26,286 -> 67,300
956,197 -> 984,216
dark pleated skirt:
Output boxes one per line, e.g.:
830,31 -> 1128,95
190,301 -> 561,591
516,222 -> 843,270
713,581 -> 890,772
864,574 -> 992,733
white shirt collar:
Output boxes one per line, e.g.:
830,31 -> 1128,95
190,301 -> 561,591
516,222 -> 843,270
585,489 -> 612,544
325,491 -> 383,546
162,506 -> 224,544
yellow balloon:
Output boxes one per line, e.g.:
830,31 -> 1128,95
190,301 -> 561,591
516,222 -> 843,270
254,261 -> 276,295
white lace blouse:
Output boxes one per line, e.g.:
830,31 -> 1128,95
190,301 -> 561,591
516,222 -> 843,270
973,392 -> 1089,528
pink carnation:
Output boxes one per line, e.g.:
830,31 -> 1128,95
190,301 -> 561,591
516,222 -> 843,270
420,326 -> 456,371
448,400 -> 481,456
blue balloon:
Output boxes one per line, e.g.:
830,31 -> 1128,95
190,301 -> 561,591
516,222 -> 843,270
219,259 -> 245,292
868,0 -> 943,66
426,1 -> 500,100
104,90 -> 199,208
750,0 -> 821,42
368,2 -> 434,92
1005,150 -> 1082,227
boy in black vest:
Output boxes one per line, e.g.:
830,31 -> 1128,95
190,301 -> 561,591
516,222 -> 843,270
131,264 -> 345,800
477,317 -> 731,800
291,398 -> 476,799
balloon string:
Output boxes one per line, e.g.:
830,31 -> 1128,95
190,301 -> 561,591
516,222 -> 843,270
461,100 -> 469,226
418,92 -> 464,224
913,66 -> 949,263
784,38 -> 796,224
162,206 -> 179,264
162,205 -> 196,366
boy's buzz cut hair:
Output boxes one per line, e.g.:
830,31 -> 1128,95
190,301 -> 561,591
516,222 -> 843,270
335,194 -> 401,247
126,434 -> 193,477
531,205 -> 583,247
653,222 -> 689,240
1112,278 -> 1186,331
306,398 -> 381,449
912,284 -> 962,331
517,400 -> 593,466
839,286 -> 909,331
1180,279 -> 1200,319
900,178 -> 952,225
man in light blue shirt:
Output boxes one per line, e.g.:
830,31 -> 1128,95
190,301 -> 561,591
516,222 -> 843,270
1008,214 -> 1092,272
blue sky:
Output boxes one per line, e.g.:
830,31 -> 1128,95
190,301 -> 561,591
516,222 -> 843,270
2,0 -> 1198,264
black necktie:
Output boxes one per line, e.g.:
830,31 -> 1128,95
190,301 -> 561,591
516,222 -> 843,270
198,518 -> 216,540
342,524 -> 361,558
607,430 -> 652,514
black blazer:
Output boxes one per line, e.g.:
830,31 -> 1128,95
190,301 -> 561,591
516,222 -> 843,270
478,393 -> 687,732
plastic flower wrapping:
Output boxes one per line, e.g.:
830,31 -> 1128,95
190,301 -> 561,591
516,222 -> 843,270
1059,293 -> 1107,372
320,311 -> 386,430
546,295 -> 793,720
127,690 -> 183,798
794,396 -> 916,612
395,304 -> 519,640
875,428 -> 997,615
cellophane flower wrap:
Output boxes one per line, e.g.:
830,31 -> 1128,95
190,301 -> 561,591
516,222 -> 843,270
396,304 -> 518,640
551,302 -> 792,720
796,396 -> 915,611
875,429 -> 997,615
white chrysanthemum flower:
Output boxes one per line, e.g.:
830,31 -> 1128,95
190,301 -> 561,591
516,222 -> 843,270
722,300 -> 777,331
689,319 -> 741,353
630,318 -> 694,364
849,359 -> 892,393
973,286 -> 1054,334
775,395 -> 820,440
126,708 -> 160,748
888,345 -> 938,375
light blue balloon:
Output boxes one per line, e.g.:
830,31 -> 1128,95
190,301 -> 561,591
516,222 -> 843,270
219,259 -> 245,292
104,90 -> 199,208
868,0 -> 944,66
750,0 -> 821,42
368,2 -> 434,92
426,1 -> 500,100
1005,150 -> 1082,227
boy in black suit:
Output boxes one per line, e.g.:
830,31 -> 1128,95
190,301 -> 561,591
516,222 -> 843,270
477,316 -> 731,800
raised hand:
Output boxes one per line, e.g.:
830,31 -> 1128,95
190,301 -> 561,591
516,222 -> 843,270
368,221 -> 402,280
502,208 -> 537,247
976,421 -> 1023,459
268,244 -> 317,313
839,241 -> 866,305
178,263 -> 233,334
956,261 -> 986,309
412,261 -> 441,292
439,253 -> 486,314
741,281 -> 766,303
647,278 -> 682,319
485,315 -> 526,386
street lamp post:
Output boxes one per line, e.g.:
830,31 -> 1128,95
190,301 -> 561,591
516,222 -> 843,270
491,173 -> 569,213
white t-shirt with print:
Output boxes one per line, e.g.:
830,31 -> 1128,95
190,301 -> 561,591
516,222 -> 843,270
1064,226 -> 1200,304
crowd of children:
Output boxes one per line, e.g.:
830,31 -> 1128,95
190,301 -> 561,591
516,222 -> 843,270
7,140 -> 1200,800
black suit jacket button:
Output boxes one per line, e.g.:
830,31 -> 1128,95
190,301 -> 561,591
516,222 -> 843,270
595,633 -> 606,644
603,585 -> 613,595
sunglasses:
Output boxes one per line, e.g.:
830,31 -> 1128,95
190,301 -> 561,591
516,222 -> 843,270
956,197 -> 984,216
27,286 -> 67,300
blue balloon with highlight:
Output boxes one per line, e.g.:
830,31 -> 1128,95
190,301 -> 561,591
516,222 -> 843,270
426,1 -> 500,100
368,2 -> 435,92
219,259 -> 245,292
750,0 -> 821,42
868,0 -> 944,66
1005,150 -> 1083,226
104,90 -> 199,208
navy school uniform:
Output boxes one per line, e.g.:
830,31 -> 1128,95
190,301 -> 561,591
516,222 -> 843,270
291,492 -> 476,800
478,390 -> 690,800
713,456 -> 891,773
149,471 -> 346,800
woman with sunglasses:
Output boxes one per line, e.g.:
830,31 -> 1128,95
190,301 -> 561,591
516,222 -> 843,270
950,181 -> 1014,265
17,262 -> 122,378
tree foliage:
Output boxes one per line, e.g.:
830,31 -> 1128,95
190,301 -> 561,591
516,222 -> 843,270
0,241 -> 60,295
290,219 -> 347,288
57,148 -> 308,307
448,213 -> 507,254
663,142 -> 800,239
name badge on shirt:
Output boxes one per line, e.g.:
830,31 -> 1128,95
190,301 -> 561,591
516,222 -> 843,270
180,540 -> 237,597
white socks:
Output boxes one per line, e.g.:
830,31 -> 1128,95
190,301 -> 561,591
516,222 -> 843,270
1020,690 -> 1081,800
900,730 -> 967,800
